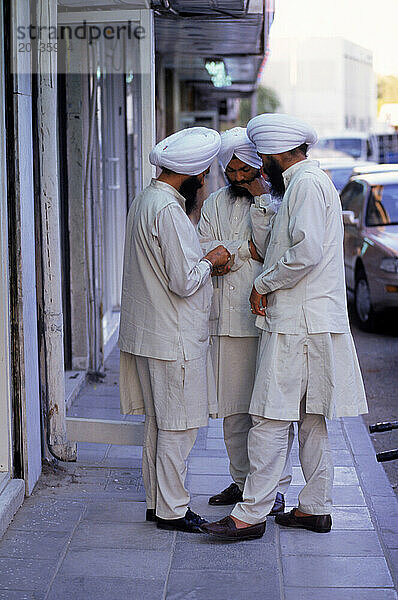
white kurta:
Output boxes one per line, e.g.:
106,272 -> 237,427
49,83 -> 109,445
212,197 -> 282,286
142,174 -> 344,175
250,160 -> 367,420
198,187 -> 266,416
119,179 -> 216,429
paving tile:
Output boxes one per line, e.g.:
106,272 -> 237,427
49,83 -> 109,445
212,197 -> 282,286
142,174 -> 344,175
188,474 -> 232,495
328,507 -> 374,530
285,588 -> 397,600
280,529 -> 383,556
0,558 -> 56,592
70,521 -> 171,550
0,592 -> 44,600
206,428 -> 224,439
0,530 -> 69,560
171,524 -> 277,572
84,500 -> 147,523
8,499 -> 84,532
291,466 -> 359,486
286,486 -> 366,507
106,445 -> 143,458
188,456 -> 229,475
58,549 -> 171,579
189,448 -> 228,458
282,556 -> 393,587
166,570 -> 279,600
205,438 -> 227,450
47,576 -> 164,600
188,495 -> 232,520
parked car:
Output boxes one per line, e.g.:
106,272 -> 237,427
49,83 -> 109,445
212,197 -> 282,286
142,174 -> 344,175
318,157 -> 377,193
340,172 -> 398,330
311,131 -> 398,163
350,163 -> 398,177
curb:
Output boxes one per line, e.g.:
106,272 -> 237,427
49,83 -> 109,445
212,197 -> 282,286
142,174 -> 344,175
0,478 -> 25,540
342,416 -> 398,589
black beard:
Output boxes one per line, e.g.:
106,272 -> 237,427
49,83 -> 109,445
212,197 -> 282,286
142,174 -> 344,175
226,170 -> 260,200
263,157 -> 285,198
179,176 -> 203,216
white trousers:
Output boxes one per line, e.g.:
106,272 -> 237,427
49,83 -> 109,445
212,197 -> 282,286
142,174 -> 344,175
223,413 -> 293,495
142,415 -> 198,519
231,352 -> 334,525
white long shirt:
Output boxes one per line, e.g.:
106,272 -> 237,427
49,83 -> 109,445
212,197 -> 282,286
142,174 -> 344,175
198,186 -> 267,337
118,179 -> 212,361
251,160 -> 350,334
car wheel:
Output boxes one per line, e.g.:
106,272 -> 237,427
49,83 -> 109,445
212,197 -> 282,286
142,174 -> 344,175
354,271 -> 376,331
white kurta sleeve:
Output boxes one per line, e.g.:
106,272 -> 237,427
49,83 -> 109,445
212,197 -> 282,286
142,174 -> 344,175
250,193 -> 279,258
157,204 -> 211,298
198,204 -> 250,272
254,179 -> 326,295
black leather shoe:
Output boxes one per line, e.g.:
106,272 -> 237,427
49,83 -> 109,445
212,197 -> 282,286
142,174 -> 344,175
157,508 -> 207,533
269,492 -> 285,516
275,508 -> 332,533
201,516 -> 266,541
146,509 -> 157,522
208,483 -> 243,506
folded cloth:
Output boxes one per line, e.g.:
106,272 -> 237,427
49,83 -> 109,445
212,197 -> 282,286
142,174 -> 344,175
247,113 -> 318,155
149,127 -> 221,175
219,127 -> 262,170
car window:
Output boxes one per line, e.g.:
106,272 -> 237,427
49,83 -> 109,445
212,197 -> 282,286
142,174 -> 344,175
366,184 -> 398,226
340,181 -> 366,218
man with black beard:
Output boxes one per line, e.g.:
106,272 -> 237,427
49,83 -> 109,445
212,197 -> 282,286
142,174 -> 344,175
201,114 -> 367,542
119,127 -> 231,533
198,128 -> 291,515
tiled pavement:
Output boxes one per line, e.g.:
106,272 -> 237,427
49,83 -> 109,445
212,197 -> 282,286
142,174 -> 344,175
0,347 -> 397,599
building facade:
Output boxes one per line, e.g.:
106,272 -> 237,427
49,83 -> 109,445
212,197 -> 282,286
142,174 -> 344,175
262,36 -> 376,135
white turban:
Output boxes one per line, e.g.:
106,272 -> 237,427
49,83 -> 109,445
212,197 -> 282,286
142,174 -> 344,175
247,113 -> 318,155
149,127 -> 221,175
219,127 -> 262,170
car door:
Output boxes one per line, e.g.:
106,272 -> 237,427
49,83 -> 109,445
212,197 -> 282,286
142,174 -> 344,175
340,180 -> 368,289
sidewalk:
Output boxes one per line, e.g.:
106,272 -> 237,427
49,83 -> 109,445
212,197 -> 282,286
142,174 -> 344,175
0,347 -> 397,599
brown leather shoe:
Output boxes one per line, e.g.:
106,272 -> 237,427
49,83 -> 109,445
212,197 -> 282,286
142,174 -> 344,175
201,516 -> 266,541
275,508 -> 332,533
269,492 -> 285,516
208,483 -> 243,506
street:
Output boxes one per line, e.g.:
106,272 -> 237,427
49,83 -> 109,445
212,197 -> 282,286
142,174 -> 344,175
350,307 -> 398,495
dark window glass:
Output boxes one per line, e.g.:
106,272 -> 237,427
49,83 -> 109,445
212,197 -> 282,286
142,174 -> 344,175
341,181 -> 366,218
366,184 -> 398,226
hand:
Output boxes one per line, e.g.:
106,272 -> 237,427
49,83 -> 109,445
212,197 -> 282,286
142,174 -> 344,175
240,175 -> 270,197
204,245 -> 231,268
212,265 -> 228,276
249,285 -> 267,316
249,240 -> 263,263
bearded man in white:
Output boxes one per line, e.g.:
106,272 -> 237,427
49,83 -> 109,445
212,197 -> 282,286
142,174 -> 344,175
118,127 -> 231,533
201,114 -> 368,541
198,127 -> 291,515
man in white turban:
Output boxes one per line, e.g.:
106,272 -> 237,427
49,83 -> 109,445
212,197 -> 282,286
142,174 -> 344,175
118,127 -> 231,533
201,114 -> 368,541
198,127 -> 291,515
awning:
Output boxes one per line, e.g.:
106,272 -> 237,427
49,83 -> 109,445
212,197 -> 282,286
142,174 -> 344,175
155,0 -> 274,96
